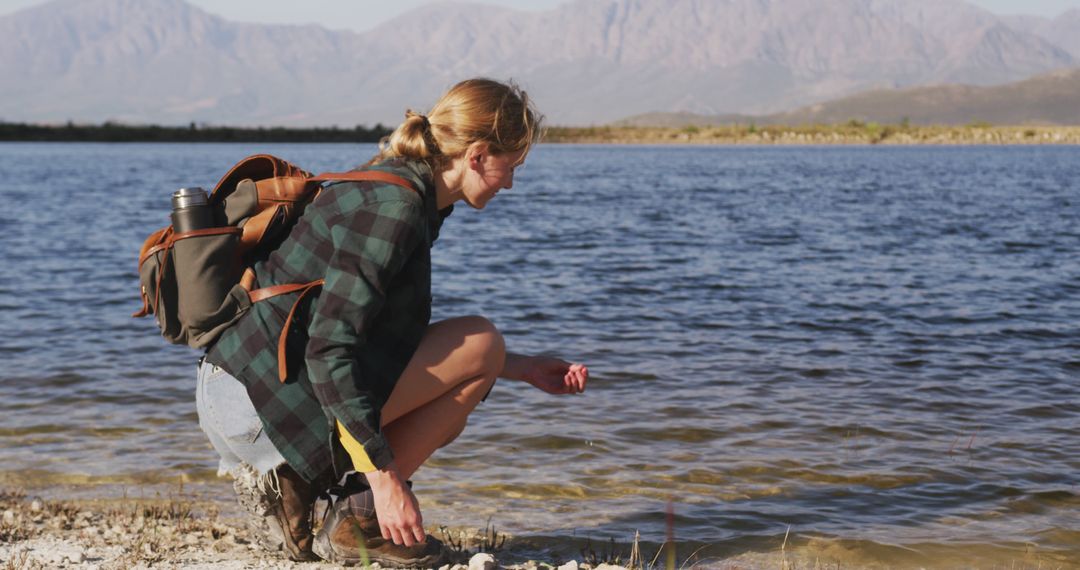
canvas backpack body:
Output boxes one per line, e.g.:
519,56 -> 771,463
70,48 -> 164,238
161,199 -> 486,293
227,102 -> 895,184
134,154 -> 417,357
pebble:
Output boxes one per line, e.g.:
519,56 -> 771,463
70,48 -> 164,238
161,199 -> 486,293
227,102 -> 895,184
451,564 -> 468,570
66,550 -> 85,564
2,509 -> 14,524
557,562 -> 579,570
29,498 -> 44,512
594,565 -> 628,570
469,552 -> 497,570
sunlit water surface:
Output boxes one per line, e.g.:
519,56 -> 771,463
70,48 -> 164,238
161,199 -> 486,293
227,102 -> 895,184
1,143 -> 1077,567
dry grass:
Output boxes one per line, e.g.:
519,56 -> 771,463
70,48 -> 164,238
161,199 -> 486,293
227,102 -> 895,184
544,124 -> 1080,145
439,518 -> 509,561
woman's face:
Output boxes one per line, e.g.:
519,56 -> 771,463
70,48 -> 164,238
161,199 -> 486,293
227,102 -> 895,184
461,148 -> 527,209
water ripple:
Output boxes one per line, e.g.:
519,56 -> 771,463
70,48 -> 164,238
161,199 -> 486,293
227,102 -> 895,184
0,143 -> 1077,562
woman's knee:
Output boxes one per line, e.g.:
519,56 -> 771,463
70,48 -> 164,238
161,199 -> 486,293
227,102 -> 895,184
456,315 -> 505,378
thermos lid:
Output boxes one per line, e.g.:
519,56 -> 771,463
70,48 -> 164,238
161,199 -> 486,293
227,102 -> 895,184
172,187 -> 209,209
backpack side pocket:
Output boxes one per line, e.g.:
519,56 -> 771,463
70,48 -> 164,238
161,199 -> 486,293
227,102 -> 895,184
138,245 -> 181,343
171,227 -> 248,348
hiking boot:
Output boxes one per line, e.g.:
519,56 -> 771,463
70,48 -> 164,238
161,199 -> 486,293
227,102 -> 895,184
313,489 -> 447,568
232,463 -> 321,562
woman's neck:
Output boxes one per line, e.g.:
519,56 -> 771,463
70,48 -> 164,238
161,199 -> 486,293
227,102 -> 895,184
433,159 -> 465,210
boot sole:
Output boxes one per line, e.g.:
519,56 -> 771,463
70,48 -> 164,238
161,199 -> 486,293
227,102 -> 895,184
312,533 -> 447,568
323,551 -> 447,568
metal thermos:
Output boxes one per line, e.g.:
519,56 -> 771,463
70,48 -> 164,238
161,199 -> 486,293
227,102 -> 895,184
170,187 -> 214,233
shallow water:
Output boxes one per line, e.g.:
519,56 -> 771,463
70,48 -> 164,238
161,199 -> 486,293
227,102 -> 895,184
1,143 -> 1077,567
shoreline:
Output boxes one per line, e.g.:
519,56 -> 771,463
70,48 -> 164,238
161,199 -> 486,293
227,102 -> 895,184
1,485 -> 683,570
543,124 -> 1080,145
2,487 -> 1075,569
0,488 -> 763,570
0,488 -> 558,570
4,122 -> 1080,145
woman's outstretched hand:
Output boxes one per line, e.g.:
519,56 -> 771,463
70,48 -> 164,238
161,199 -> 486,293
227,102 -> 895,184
506,354 -> 588,395
365,462 -> 425,546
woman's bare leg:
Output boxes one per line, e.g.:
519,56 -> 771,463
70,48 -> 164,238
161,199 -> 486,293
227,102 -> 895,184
378,316 -> 505,479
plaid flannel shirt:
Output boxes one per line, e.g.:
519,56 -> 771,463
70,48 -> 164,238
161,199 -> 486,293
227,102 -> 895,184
205,158 -> 448,482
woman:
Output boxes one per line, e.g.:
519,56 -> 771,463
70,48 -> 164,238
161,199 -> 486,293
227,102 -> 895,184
196,78 -> 589,566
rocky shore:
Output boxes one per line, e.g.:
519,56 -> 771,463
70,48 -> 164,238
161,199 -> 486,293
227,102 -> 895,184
0,489 -> 679,570
3,488 -> 1069,569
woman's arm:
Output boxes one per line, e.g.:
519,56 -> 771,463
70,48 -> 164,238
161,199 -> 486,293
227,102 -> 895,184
501,352 -> 588,395
306,199 -> 425,470
305,197 -> 427,546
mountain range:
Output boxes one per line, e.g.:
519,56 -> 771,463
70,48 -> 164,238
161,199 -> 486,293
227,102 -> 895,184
1,0 -> 1078,126
621,67 -> 1080,126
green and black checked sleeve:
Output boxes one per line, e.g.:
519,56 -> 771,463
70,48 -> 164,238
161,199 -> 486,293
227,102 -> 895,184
304,198 -> 425,470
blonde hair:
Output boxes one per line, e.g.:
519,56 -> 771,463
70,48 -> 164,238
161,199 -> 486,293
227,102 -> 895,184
374,78 -> 543,169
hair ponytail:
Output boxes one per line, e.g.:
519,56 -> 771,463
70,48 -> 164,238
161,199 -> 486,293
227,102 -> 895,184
374,78 -> 543,169
384,110 -> 440,160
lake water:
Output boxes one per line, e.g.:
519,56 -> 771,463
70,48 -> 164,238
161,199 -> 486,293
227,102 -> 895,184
1,142 -> 1077,567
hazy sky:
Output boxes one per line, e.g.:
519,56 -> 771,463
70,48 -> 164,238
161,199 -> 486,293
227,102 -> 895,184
2,0 -> 1080,30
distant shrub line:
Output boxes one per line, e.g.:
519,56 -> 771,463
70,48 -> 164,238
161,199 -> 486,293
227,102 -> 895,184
0,121 -> 392,142
544,122 -> 1080,145
3,120 -> 1078,145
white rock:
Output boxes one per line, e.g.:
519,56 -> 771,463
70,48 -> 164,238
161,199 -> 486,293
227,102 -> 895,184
66,550 -> 85,564
557,562 -> 579,570
29,498 -> 44,512
452,564 -> 468,570
470,552 -> 497,570
2,509 -> 14,524
594,564 -> 627,570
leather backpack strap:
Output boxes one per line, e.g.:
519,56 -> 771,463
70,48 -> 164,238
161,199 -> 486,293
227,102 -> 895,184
275,280 -> 324,382
237,203 -> 283,256
242,277 -> 326,383
309,170 -> 418,192
255,175 -> 310,204
246,280 -> 320,304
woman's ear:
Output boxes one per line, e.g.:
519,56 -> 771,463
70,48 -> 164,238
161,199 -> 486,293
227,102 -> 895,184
466,142 -> 490,172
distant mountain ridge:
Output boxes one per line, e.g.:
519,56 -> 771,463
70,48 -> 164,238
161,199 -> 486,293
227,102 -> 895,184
619,67 -> 1080,126
1003,10 -> 1080,59
1,0 -> 1078,125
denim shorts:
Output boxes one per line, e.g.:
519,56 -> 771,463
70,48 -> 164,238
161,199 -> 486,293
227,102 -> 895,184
195,359 -> 287,476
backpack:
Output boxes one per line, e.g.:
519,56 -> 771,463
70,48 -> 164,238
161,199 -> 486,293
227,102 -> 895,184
134,154 -> 417,365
